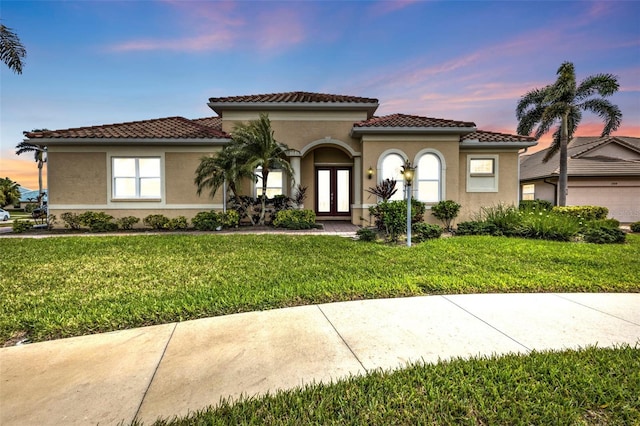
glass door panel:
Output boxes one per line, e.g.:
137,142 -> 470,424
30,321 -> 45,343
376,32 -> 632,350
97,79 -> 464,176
317,169 -> 331,213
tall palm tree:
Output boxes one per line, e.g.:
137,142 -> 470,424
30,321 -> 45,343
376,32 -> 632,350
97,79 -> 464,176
1,23 -> 26,74
516,62 -> 621,206
15,141 -> 47,207
231,113 -> 295,225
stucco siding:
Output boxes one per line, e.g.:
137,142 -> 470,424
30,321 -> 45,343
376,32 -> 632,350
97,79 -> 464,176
48,151 -> 107,205
457,151 -> 520,221
165,152 -> 222,205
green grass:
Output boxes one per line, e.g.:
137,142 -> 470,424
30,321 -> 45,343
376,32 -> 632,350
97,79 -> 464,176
143,345 -> 640,425
1,234 -> 639,344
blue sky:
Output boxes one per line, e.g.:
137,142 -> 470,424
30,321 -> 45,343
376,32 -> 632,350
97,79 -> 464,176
2,0 -> 639,188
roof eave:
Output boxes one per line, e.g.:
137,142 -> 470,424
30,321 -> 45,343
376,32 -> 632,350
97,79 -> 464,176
460,140 -> 538,149
27,137 -> 231,146
351,126 -> 477,138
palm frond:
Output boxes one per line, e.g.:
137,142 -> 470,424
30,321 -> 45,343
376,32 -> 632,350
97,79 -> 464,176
0,24 -> 26,74
579,98 -> 622,136
576,73 -> 619,99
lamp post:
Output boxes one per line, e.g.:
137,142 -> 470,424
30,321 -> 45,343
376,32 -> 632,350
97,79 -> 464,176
402,161 -> 415,247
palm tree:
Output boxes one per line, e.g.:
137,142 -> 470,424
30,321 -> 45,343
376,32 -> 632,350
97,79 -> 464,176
15,141 -> 47,207
1,23 -> 26,74
195,143 -> 253,206
231,113 -> 295,225
516,62 -> 621,206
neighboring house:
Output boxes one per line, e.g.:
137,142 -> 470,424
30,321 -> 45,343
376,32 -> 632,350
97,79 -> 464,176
23,91 -> 537,225
17,187 -> 47,209
520,136 -> 640,223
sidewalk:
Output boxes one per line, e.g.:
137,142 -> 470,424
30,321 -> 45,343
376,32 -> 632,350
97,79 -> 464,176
1,293 -> 639,425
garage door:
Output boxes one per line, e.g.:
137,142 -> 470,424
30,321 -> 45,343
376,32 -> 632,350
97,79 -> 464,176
568,185 -> 640,223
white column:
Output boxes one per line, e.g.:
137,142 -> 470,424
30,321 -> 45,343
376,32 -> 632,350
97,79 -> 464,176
290,155 -> 301,195
353,156 -> 362,206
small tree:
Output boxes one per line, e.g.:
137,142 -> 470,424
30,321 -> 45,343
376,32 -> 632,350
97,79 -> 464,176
0,177 -> 20,207
431,200 -> 461,231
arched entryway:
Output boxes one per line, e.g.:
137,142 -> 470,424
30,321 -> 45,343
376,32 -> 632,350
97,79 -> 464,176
299,139 -> 360,220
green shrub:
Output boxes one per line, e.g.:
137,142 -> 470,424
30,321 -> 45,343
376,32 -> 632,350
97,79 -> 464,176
583,227 -> 626,244
356,227 -> 377,242
412,223 -> 443,242
519,199 -> 553,211
220,210 -> 240,228
273,209 -> 316,229
116,216 -> 140,230
12,219 -> 33,233
79,211 -> 117,232
552,205 -> 609,221
60,212 -> 82,230
24,203 -> 38,214
516,211 -> 580,241
631,222 -> 640,233
587,218 -> 620,230
143,214 -> 170,230
166,216 -> 189,230
369,201 -> 408,242
191,211 -> 220,231
456,221 -> 502,236
369,200 -> 426,243
478,203 -> 522,234
431,200 -> 461,231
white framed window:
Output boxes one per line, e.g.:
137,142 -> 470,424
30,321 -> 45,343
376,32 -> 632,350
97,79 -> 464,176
255,167 -> 284,198
467,155 -> 498,192
381,153 -> 405,201
416,153 -> 441,203
112,157 -> 161,199
522,184 -> 535,200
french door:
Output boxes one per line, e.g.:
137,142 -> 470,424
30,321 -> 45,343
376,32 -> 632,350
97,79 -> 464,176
316,167 -> 351,216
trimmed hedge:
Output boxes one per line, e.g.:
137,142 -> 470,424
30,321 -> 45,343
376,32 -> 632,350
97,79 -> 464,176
273,209 -> 316,230
630,222 -> 640,233
412,223 -> 443,242
552,205 -> 609,221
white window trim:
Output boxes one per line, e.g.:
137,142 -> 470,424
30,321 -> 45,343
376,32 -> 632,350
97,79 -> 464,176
111,156 -> 162,200
413,149 -> 446,203
467,154 -> 499,193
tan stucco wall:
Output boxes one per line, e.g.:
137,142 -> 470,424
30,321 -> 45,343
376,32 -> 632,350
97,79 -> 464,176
165,152 -> 223,205
48,151 -> 107,205
456,150 -> 520,222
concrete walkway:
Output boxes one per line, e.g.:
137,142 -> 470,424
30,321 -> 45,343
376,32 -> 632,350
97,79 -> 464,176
1,293 -> 639,425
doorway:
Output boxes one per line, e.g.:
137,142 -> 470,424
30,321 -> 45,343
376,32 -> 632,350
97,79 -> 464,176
316,167 -> 351,216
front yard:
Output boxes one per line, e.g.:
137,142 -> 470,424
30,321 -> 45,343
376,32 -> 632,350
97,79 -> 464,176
1,234 -> 638,345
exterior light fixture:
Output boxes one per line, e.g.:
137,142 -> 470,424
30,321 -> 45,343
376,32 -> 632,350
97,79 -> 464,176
367,167 -> 374,179
402,161 -> 416,247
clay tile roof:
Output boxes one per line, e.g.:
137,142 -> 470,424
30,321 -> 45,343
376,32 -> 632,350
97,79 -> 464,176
24,116 -> 230,140
191,116 -> 223,130
462,130 -> 537,143
354,113 -> 476,129
208,91 -> 379,104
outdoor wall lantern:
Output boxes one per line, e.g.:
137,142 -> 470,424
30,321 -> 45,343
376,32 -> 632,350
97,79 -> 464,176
402,161 -> 416,247
367,167 -> 374,179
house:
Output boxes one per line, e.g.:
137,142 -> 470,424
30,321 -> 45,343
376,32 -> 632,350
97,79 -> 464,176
23,91 -> 537,225
520,136 -> 640,223
17,187 -> 47,209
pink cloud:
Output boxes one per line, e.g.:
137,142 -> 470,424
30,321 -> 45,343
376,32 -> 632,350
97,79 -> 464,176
0,154 -> 45,189
109,1 -> 308,53
368,0 -> 422,17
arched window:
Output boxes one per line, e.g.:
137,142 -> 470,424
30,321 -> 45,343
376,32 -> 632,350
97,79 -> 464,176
381,153 -> 405,201
416,153 -> 441,203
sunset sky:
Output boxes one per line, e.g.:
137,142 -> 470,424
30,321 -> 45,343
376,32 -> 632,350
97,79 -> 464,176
1,0 -> 639,190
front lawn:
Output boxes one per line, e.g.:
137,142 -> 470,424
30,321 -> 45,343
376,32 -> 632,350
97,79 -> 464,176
1,234 -> 639,344
145,345 -> 640,425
